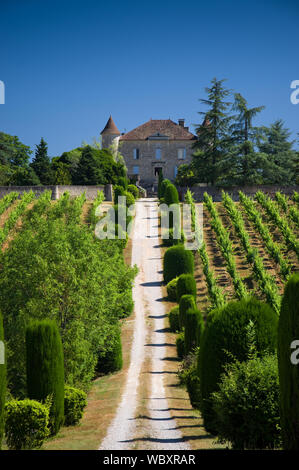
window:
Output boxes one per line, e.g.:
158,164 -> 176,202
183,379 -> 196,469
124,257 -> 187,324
133,166 -> 139,175
133,148 -> 139,160
155,147 -> 161,160
174,166 -> 178,178
178,148 -> 186,160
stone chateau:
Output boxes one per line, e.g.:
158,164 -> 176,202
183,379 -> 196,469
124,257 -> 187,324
100,116 -> 197,186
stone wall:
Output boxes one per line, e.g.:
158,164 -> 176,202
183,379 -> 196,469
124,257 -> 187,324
0,185 -> 112,201
180,184 -> 299,202
119,139 -> 194,184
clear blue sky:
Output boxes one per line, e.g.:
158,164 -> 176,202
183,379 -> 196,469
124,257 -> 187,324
0,0 -> 298,157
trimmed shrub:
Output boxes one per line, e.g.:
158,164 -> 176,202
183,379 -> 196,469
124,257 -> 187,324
113,185 -> 125,202
26,320 -> 64,435
168,306 -> 180,332
5,399 -> 50,450
96,326 -> 123,374
179,295 -> 196,330
184,308 -> 204,355
212,354 -> 280,449
162,228 -> 185,247
164,183 -> 179,206
163,184 -> 180,229
199,297 -> 278,434
127,184 -> 139,199
123,191 -> 135,208
176,274 -> 197,302
278,273 -> 299,450
163,245 -> 194,284
160,179 -> 171,199
166,277 -> 178,301
176,332 -> 185,360
0,311 -> 5,449
158,172 -> 164,199
64,386 -> 87,426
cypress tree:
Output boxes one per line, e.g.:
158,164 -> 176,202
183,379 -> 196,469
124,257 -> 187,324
0,311 -> 5,449
158,170 -> 164,199
179,294 -> 196,330
184,308 -> 204,355
160,179 -> 171,199
278,273 -> 299,450
163,245 -> 194,284
176,274 -> 197,302
26,319 -> 64,435
164,183 -> 179,206
199,298 -> 278,434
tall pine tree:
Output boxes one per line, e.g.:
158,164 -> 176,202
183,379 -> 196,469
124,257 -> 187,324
258,120 -> 297,184
30,138 -> 52,185
217,93 -> 268,185
192,78 -> 232,185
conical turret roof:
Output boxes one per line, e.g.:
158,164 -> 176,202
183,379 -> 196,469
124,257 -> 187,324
100,115 -> 120,135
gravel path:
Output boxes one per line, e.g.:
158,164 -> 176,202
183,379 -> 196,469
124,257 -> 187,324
99,199 -> 190,450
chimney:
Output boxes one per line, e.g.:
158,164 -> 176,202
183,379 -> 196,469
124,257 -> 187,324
178,118 -> 185,127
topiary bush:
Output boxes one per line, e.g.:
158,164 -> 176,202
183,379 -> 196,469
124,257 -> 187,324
5,399 -> 50,450
26,319 -> 64,435
127,184 -> 139,199
0,311 -> 5,450
158,172 -> 164,199
168,306 -> 180,332
164,183 -> 179,206
163,245 -> 194,284
96,326 -> 123,374
199,297 -> 278,434
176,332 -> 185,360
162,184 -> 180,229
64,386 -> 87,426
184,308 -> 204,355
176,274 -> 197,302
113,185 -> 125,202
162,228 -> 185,247
278,273 -> 299,450
123,191 -> 135,208
166,277 -> 178,301
212,354 -> 281,449
179,295 -> 196,330
160,179 -> 171,199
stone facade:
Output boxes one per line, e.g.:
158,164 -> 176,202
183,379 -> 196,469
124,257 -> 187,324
101,117 -> 197,186
118,139 -> 194,184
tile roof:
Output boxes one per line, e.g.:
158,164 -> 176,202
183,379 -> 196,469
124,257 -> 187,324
100,115 -> 120,135
119,119 -> 197,141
